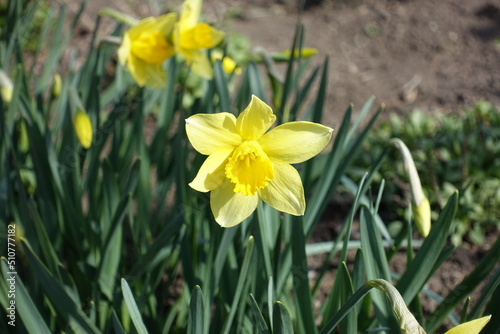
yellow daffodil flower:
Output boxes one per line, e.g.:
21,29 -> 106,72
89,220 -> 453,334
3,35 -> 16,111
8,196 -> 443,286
211,51 -> 242,75
174,0 -> 224,79
118,13 -> 177,88
73,109 -> 93,149
185,95 -> 333,227
444,316 -> 491,334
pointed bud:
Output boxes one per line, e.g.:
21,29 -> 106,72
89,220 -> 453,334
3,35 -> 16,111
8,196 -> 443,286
391,138 -> 431,237
367,279 -> 427,334
52,73 -> 62,98
73,109 -> 93,149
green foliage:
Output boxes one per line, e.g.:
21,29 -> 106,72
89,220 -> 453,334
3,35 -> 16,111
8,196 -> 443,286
354,102 -> 500,245
0,1 -> 498,333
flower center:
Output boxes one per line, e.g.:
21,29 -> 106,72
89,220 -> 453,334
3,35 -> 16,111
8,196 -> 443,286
131,31 -> 174,64
225,141 -> 274,196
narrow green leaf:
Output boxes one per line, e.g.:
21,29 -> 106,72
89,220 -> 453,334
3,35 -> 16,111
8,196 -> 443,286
360,205 -> 398,331
214,60 -> 231,113
397,192 -> 458,303
221,236 -> 255,334
425,234 -> 500,332
292,217 -> 317,334
249,294 -> 270,334
121,278 -> 149,334
273,302 -> 294,334
22,240 -> 100,334
188,285 -> 204,334
1,260 -> 52,334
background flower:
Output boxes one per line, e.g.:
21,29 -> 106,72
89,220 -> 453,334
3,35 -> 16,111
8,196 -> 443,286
118,13 -> 177,88
174,0 -> 224,79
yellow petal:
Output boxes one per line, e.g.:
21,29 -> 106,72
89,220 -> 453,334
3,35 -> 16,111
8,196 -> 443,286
445,316 -> 491,334
127,55 -> 167,88
259,121 -> 333,164
73,110 -> 93,149
212,51 -> 241,75
189,50 -> 214,79
258,159 -> 305,216
128,13 -> 177,40
236,95 -> 276,140
189,149 -> 232,192
118,32 -> 131,65
179,0 -> 202,31
179,23 -> 224,50
185,113 -> 241,155
210,179 -> 260,227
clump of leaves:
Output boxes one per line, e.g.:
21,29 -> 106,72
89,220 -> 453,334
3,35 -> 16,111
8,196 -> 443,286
353,101 -> 500,245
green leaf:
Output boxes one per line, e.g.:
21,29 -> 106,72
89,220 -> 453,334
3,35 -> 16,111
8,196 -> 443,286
249,294 -> 270,334
396,191 -> 458,303
425,234 -> 500,332
291,217 -> 317,334
1,259 -> 52,334
188,285 -> 204,334
22,240 -> 100,334
360,205 -> 398,331
121,278 -> 149,334
273,302 -> 294,334
220,236 -> 255,334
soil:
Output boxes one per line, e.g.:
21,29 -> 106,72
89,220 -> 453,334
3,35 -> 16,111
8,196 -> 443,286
53,0 -> 500,330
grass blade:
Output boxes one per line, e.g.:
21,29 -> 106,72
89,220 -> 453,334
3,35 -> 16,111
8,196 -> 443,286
121,278 -> 149,334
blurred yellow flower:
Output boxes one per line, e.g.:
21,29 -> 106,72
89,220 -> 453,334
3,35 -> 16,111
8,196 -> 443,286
211,51 -> 242,75
174,0 -> 224,79
52,73 -> 62,98
444,316 -> 491,334
118,13 -> 177,88
186,95 -> 333,227
73,109 -> 93,149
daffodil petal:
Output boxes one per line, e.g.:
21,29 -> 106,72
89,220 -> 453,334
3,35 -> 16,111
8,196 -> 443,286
236,95 -> 276,140
127,55 -> 167,88
259,121 -> 333,164
128,14 -> 176,40
190,50 -> 214,79
259,159 -> 305,216
118,33 -> 131,65
211,180 -> 259,227
185,113 -> 241,155
189,149 -> 232,192
444,316 -> 491,334
179,0 -> 202,31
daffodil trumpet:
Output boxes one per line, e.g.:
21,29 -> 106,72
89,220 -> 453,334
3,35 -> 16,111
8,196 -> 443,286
186,95 -> 333,227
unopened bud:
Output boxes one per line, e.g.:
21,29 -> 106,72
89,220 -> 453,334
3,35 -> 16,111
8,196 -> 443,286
73,109 -> 93,149
52,74 -> 62,98
0,70 -> 13,103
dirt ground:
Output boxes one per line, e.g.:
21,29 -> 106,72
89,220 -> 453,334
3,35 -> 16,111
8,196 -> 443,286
55,0 -> 500,329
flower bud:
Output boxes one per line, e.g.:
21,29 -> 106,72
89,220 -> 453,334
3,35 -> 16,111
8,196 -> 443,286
52,73 -> 62,98
73,109 -> 93,149
391,138 -> 431,237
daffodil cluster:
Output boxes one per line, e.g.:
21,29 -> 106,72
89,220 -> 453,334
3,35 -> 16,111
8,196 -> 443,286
118,0 -> 225,88
186,95 -> 333,227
